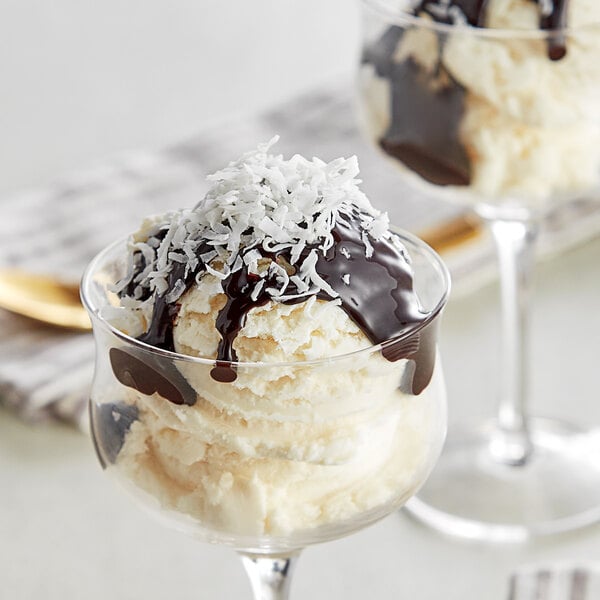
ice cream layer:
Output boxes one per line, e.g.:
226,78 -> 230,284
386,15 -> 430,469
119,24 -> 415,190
93,140 -> 446,542
111,333 -> 445,537
360,0 -> 600,205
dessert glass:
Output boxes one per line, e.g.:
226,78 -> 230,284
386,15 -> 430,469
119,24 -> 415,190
81,231 -> 449,599
358,0 -> 600,542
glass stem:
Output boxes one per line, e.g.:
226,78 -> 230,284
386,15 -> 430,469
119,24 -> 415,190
486,217 -> 539,467
240,553 -> 299,600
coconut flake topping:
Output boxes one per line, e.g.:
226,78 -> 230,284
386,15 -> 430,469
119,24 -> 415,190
116,137 -> 393,309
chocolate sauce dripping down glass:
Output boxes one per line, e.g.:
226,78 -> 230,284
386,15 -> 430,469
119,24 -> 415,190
137,262 -> 186,352
541,0 -> 569,60
113,237 -> 212,405
313,212 -> 425,350
379,57 -> 471,187
314,212 -> 435,395
362,25 -> 471,187
210,263 -> 274,383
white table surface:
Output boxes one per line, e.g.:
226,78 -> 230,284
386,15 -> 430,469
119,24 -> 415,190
2,234 -> 600,600
2,1 -> 600,598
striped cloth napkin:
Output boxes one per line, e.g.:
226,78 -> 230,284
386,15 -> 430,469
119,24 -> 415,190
1,85 -> 600,428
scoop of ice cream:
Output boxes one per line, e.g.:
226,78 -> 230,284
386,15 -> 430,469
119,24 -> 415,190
110,136 -> 433,390
175,276 -> 367,368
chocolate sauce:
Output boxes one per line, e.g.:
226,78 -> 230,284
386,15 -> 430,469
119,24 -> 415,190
414,0 -> 489,27
138,246 -> 211,352
137,278 -> 181,352
362,27 -> 471,186
210,263 -> 275,382
315,211 -> 435,395
116,211 -> 436,397
113,237 -> 215,400
380,56 -> 471,187
90,402 -> 139,468
109,347 -> 196,406
414,0 -> 570,59
314,212 -> 424,348
207,211 -> 434,394
540,1 -> 569,60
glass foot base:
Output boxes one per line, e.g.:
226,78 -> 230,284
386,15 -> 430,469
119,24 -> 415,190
406,418 -> 600,542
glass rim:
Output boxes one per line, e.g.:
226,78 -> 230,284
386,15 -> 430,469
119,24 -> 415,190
362,0 -> 600,39
80,228 -> 451,370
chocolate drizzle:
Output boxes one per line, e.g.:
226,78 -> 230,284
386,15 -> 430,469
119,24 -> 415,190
210,261 -> 275,382
137,263 -> 185,351
380,56 -> 471,187
540,0 -> 569,60
209,211 -> 433,391
115,210 -> 436,398
414,0 -> 570,60
136,238 -> 213,352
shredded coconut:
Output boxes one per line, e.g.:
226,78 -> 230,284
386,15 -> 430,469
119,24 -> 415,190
116,137 -> 402,311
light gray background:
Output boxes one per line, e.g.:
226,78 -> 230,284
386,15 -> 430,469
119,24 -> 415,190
0,0 -> 359,196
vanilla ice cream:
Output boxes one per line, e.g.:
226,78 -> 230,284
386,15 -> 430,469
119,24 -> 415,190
360,0 -> 600,206
90,139 -> 447,544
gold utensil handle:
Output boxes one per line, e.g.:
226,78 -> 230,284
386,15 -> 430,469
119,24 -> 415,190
0,269 -> 91,330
